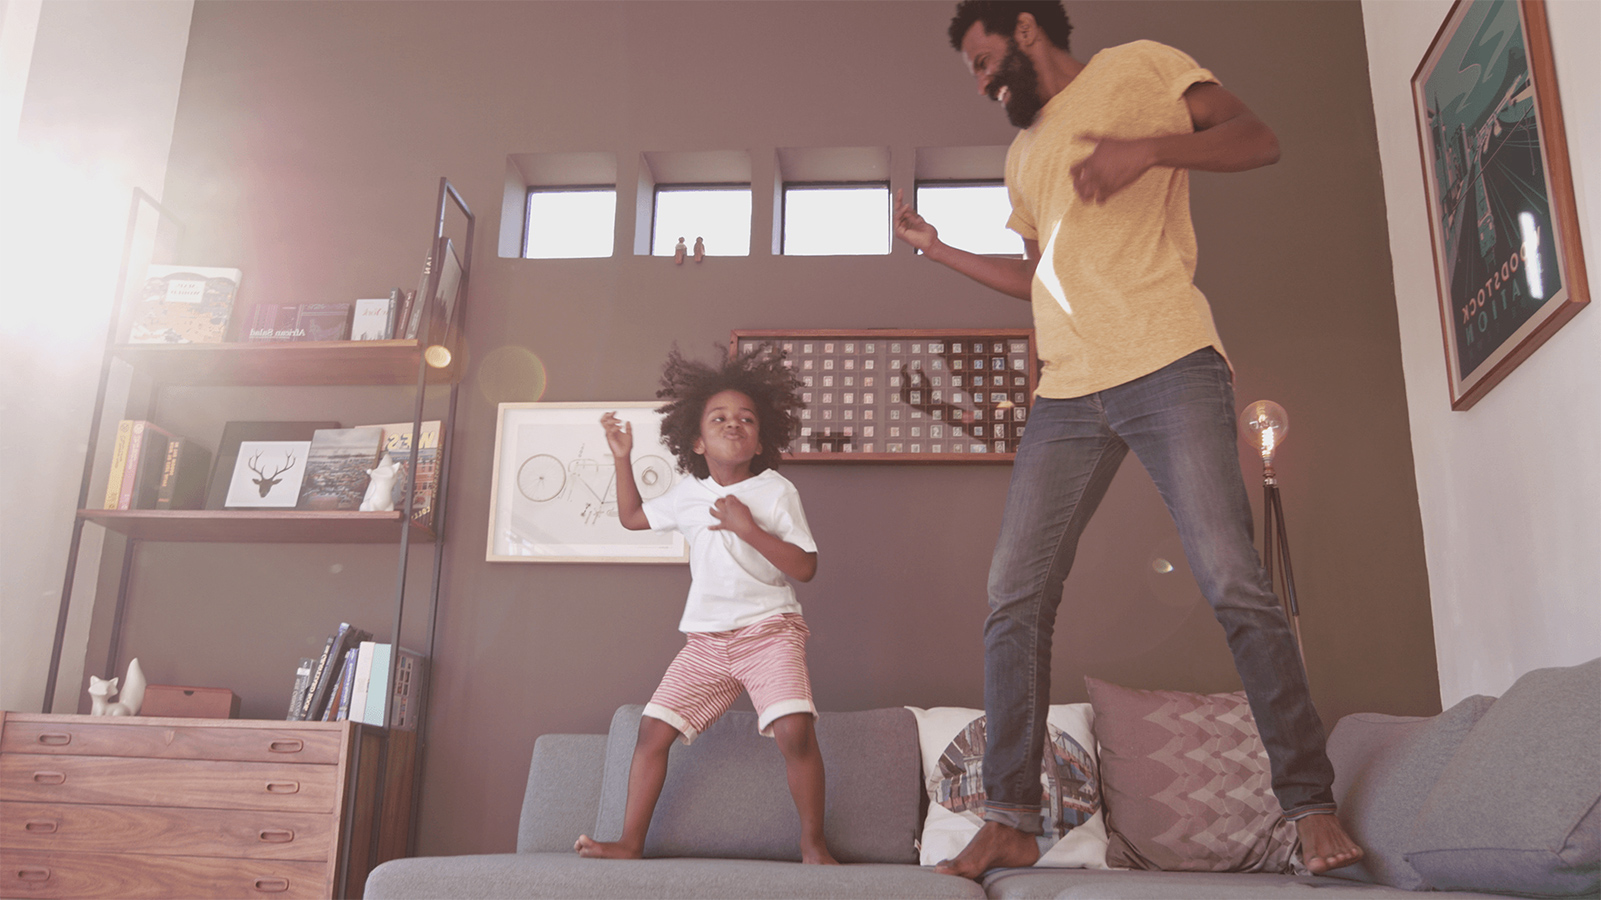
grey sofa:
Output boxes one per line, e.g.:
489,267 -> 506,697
367,659 -> 1599,899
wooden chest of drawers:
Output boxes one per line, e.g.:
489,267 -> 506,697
0,712 -> 414,899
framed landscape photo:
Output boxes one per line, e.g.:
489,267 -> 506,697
1411,0 -> 1589,410
486,402 -> 688,563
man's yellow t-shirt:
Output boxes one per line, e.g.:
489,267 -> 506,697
1006,40 -> 1228,399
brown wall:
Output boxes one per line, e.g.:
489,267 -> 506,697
96,1 -> 1438,856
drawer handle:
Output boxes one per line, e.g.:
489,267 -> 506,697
258,828 -> 295,843
252,877 -> 290,893
32,771 -> 65,785
268,739 -> 304,754
264,781 -> 300,794
24,820 -> 59,833
17,867 -> 51,882
36,732 -> 71,746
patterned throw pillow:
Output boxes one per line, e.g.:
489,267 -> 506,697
906,705 -> 1109,868
1085,678 -> 1306,874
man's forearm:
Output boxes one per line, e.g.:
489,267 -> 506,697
1145,111 -> 1280,173
922,239 -> 1037,301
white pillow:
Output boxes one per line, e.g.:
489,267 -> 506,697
906,704 -> 1109,868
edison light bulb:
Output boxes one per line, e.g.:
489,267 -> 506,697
1238,400 -> 1289,465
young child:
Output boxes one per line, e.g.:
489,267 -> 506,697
575,346 -> 837,865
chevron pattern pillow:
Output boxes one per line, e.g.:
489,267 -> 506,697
1086,678 -> 1306,874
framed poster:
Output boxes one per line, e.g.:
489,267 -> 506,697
486,402 -> 688,563
732,329 -> 1037,463
1411,0 -> 1589,410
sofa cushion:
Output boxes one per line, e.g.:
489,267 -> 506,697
905,705 -> 1108,868
1404,658 -> 1601,897
366,852 -> 986,899
1321,695 -> 1496,889
1086,677 -> 1302,874
594,705 -> 922,864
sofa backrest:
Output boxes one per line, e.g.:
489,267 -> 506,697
518,733 -> 609,853
591,705 -> 923,864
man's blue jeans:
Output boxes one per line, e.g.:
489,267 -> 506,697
982,348 -> 1336,832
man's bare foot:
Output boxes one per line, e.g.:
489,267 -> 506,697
1296,812 -> 1364,874
801,838 -> 840,865
574,834 -> 642,859
933,821 -> 1039,879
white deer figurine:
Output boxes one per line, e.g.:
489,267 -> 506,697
88,657 -> 147,716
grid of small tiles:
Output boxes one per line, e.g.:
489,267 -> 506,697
736,334 -> 1034,457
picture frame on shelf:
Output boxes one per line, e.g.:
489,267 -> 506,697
1411,0 -> 1589,410
223,440 -> 311,508
205,420 -> 340,509
486,401 -> 688,563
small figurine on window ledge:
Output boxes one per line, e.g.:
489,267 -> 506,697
693,236 -> 705,263
674,237 -> 687,265
88,657 -> 146,716
360,453 -> 402,512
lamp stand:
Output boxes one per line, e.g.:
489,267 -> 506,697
1260,462 -> 1306,665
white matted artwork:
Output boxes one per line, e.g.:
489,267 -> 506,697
487,402 -> 687,563
224,440 -> 311,508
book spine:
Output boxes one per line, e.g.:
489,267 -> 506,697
156,440 -> 184,509
299,632 -> 340,721
363,643 -> 393,726
118,421 -> 148,510
104,420 -> 134,509
286,657 -> 315,721
386,288 -> 403,339
333,647 -> 359,721
349,641 -> 375,723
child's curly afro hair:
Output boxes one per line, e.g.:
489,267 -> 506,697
656,344 -> 804,479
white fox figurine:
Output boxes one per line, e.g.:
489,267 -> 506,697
88,657 -> 146,716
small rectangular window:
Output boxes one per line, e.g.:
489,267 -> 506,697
524,187 -> 616,259
653,185 -> 751,257
915,182 -> 1022,256
782,183 -> 890,256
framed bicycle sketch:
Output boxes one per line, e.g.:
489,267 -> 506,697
1412,0 -> 1589,410
486,401 -> 688,563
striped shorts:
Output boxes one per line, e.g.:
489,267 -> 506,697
643,613 -> 816,744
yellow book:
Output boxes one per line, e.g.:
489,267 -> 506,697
103,420 -> 134,509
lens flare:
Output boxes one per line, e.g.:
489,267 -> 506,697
477,345 -> 548,405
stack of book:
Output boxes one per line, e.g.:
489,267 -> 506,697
287,622 -> 424,729
103,420 -> 212,510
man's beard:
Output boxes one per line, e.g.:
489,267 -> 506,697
987,39 -> 1044,128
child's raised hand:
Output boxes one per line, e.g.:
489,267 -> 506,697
600,412 -> 634,458
708,495 -> 757,539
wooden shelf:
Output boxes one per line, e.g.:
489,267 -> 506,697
112,340 -> 458,386
79,509 -> 436,544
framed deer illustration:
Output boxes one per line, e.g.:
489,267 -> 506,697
223,440 -> 311,508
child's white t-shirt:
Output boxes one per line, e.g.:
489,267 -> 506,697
641,468 -> 816,633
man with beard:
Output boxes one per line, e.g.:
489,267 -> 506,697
891,0 -> 1364,881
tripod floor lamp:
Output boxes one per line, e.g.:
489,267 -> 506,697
1238,400 -> 1305,665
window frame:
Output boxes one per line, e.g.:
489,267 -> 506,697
779,179 -> 892,257
523,183 -> 618,259
913,178 -> 1024,258
650,182 -> 754,257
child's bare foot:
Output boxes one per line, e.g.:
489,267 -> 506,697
574,834 -> 642,859
933,821 -> 1039,879
801,838 -> 839,865
1296,812 -> 1364,874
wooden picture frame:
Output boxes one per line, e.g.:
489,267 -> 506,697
486,401 -> 689,563
1411,0 -> 1589,410
732,328 -> 1037,463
